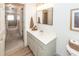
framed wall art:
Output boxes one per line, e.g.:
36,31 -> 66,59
70,8 -> 79,31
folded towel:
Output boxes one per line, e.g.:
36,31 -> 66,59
70,40 -> 79,45
67,44 -> 79,56
69,40 -> 79,51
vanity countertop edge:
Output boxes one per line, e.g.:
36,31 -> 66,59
27,29 -> 56,45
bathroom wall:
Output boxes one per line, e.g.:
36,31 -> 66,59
0,3 -> 6,55
54,3 -> 79,56
24,4 -> 37,46
0,4 -> 6,34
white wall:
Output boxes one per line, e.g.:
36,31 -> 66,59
54,3 -> 79,56
0,4 -> 6,55
24,4 -> 37,46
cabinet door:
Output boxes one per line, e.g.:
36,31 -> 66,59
38,46 -> 54,56
38,46 -> 45,56
38,40 -> 56,56
27,34 -> 37,55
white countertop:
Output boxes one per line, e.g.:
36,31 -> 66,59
27,29 -> 56,45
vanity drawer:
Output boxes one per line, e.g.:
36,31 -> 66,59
27,32 -> 37,43
27,35 -> 37,43
27,32 -> 37,40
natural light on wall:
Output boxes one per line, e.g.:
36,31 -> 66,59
37,3 -> 54,11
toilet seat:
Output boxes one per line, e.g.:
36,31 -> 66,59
67,44 -> 79,56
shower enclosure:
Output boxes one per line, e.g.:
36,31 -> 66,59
5,3 -> 24,55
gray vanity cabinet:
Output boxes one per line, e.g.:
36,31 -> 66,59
27,31 -> 56,56
27,32 -> 38,55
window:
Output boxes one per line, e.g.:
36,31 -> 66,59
7,15 -> 14,21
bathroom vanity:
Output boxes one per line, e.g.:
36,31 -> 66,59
27,30 -> 56,56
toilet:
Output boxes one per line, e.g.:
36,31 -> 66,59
66,40 -> 79,56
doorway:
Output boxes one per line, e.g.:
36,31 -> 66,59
5,3 -> 24,55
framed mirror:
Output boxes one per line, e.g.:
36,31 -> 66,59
37,8 -> 53,25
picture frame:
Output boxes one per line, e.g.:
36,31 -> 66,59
70,8 -> 79,31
